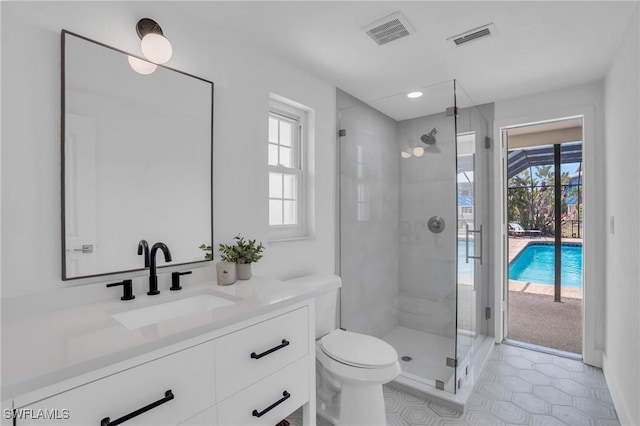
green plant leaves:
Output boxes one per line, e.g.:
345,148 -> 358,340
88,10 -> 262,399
218,234 -> 264,264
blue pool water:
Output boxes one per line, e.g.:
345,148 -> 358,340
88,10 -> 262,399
509,243 -> 583,288
457,241 -> 474,277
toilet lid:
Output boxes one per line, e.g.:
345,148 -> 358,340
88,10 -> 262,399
321,330 -> 398,368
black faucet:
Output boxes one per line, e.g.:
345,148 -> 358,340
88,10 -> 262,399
137,239 -> 150,267
148,242 -> 172,295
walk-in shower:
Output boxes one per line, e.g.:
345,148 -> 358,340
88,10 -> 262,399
337,80 -> 494,408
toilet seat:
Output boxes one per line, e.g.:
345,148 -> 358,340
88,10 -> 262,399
320,329 -> 398,368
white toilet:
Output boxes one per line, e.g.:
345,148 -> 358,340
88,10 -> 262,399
288,275 -> 401,426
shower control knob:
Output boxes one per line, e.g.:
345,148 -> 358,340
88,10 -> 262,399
428,216 -> 445,233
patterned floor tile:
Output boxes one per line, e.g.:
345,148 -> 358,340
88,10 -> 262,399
512,392 -> 552,414
533,384 -> 574,406
288,343 -> 620,426
500,375 -> 534,393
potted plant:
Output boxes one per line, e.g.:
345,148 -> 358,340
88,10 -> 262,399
199,243 -> 213,260
219,234 -> 265,280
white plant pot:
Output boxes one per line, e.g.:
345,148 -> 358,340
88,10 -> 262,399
216,261 -> 237,285
237,263 -> 252,280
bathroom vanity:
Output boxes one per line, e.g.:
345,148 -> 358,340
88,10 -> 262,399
1,277 -> 319,425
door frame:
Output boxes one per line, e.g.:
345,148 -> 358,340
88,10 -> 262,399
493,105 -> 602,367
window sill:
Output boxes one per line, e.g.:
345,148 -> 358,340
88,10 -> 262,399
268,234 -> 315,244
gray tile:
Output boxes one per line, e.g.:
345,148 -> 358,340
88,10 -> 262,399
552,356 -> 588,372
593,388 -> 614,405
537,363 -> 574,379
552,405 -> 597,426
518,368 -> 555,385
533,385 -> 574,406
569,371 -> 608,389
500,375 -> 534,393
477,381 -> 512,400
531,414 -> 570,426
512,393 -> 552,414
522,349 -> 557,364
554,378 -> 592,397
505,355 -> 537,370
491,400 -> 530,424
400,405 -> 437,425
573,397 -> 619,420
292,343 -> 620,426
463,410 -> 506,425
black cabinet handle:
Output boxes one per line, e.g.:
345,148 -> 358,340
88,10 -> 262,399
252,391 -> 290,418
100,390 -> 174,426
250,339 -> 290,359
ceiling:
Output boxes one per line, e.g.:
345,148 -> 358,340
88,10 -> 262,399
176,1 -> 637,120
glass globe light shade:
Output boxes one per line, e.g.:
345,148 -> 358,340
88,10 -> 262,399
413,146 -> 425,157
141,33 -> 172,64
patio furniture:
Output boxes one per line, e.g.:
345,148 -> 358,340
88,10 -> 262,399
509,222 -> 542,238
509,222 -> 525,237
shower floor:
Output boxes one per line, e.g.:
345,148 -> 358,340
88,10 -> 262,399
383,326 -> 455,387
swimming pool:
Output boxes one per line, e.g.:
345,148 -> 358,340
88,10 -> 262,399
457,240 -> 475,277
509,243 -> 583,288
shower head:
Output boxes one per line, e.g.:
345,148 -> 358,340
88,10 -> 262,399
420,128 -> 438,145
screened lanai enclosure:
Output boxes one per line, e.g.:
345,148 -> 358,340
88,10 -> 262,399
337,80 -> 494,402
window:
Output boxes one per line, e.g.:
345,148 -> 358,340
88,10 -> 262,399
268,97 -> 309,240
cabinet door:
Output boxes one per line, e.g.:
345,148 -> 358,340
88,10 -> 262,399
215,307 -> 309,400
17,342 -> 215,425
217,357 -> 309,426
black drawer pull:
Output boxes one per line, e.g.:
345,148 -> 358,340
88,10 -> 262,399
251,339 -> 290,359
252,391 -> 291,418
100,390 -> 174,426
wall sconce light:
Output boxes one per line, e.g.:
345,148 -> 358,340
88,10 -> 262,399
412,146 -> 425,157
136,18 -> 172,64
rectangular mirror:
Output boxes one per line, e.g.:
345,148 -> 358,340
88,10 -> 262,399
62,31 -> 213,280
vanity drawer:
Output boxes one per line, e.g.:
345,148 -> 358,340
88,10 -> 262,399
214,306 -> 309,400
217,356 -> 309,426
18,342 -> 215,426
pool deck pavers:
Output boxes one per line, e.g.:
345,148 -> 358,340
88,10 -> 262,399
507,236 -> 583,354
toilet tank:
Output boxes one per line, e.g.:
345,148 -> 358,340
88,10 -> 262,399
285,274 -> 342,339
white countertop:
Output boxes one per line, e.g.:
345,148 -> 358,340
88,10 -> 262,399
1,275 -> 337,401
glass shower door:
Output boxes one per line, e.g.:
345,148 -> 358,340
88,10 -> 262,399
455,81 -> 489,391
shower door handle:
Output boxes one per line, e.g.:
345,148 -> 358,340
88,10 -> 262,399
465,224 -> 482,265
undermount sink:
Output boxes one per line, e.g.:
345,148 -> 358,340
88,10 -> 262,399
112,294 -> 237,330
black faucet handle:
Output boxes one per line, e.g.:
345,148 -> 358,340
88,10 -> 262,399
170,271 -> 192,291
137,240 -> 150,268
107,279 -> 135,301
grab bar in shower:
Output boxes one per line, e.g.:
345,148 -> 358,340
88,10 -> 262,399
465,224 -> 483,265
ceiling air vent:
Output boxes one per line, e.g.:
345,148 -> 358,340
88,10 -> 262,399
447,23 -> 496,47
363,12 -> 415,46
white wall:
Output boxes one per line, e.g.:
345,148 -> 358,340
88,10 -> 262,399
602,5 -> 640,426
494,81 -> 606,368
0,2 -> 336,310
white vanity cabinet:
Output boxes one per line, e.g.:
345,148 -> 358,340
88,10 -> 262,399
215,306 -> 310,425
17,341 -> 217,426
9,302 -> 315,426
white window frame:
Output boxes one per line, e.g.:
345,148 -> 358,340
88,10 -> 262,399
268,97 -> 309,241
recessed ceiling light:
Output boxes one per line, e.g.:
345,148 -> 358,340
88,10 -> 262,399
407,91 -> 423,99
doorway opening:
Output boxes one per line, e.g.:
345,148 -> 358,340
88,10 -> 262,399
504,117 -> 584,356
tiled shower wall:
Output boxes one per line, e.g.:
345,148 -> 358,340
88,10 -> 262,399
396,112 -> 458,338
